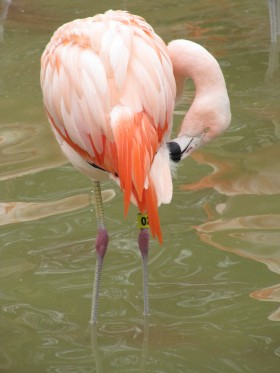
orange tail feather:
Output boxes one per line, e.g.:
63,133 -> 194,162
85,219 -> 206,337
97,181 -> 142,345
113,111 -> 163,243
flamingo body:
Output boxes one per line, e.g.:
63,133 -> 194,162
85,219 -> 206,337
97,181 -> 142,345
41,10 -> 176,242
41,10 -> 231,322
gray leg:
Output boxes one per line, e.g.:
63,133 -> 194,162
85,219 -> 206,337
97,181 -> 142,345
90,181 -> 109,324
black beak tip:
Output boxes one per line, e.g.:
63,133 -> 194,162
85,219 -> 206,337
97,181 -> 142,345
167,141 -> 182,163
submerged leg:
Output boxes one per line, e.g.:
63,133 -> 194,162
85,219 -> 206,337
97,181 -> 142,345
90,181 -> 109,324
138,228 -> 150,316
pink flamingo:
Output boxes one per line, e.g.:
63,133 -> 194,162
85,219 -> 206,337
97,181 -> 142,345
40,10 -> 231,323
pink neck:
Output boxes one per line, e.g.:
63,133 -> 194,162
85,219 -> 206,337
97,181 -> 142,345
168,39 -> 227,99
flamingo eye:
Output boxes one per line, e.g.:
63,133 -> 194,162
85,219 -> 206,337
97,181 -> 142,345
205,127 -> 210,132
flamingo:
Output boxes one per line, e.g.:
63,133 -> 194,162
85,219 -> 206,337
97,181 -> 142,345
40,10 -> 231,323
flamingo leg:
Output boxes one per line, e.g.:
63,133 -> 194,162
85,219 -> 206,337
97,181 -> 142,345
90,181 -> 109,324
138,228 -> 150,315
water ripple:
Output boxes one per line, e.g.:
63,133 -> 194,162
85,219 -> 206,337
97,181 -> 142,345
0,189 -> 115,226
3,303 -> 78,333
0,122 -> 65,181
55,348 -> 92,360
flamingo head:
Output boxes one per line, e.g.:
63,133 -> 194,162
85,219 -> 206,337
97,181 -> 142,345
168,91 -> 231,162
168,128 -> 210,162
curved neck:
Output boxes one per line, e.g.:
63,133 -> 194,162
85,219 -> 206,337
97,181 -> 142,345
168,39 -> 227,101
167,39 -> 231,141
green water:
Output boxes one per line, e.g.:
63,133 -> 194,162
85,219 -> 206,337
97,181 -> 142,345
1,0 -> 280,372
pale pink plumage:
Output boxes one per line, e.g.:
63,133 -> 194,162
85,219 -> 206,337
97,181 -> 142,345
41,10 -> 176,243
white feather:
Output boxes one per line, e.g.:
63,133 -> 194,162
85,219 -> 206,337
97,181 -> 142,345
150,145 -> 173,205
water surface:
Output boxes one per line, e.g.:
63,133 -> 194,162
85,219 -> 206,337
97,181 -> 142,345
1,0 -> 280,372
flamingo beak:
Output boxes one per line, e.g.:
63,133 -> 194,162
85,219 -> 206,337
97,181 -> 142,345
168,134 -> 203,162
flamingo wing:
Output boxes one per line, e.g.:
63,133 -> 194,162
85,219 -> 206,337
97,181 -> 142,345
40,11 -> 176,242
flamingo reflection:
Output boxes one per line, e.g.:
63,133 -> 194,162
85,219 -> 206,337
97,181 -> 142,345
180,0 -> 280,315
181,132 -> 280,321
0,0 -> 11,42
266,0 -> 280,80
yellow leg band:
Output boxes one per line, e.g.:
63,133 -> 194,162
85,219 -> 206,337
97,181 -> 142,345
137,213 -> 149,229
